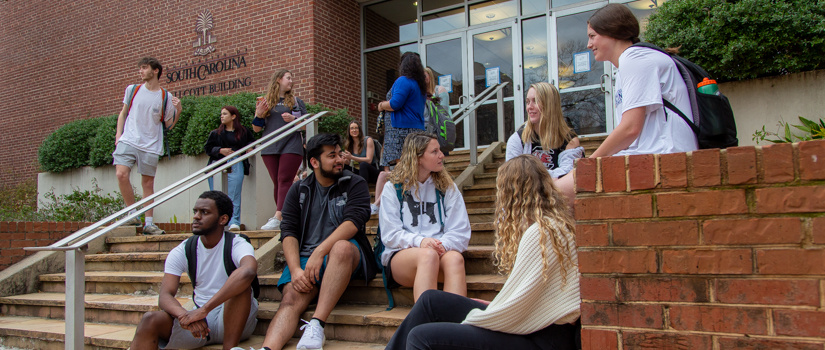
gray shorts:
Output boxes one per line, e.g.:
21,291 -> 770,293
159,298 -> 258,349
112,142 -> 159,176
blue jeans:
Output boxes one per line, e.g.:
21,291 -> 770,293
207,156 -> 244,226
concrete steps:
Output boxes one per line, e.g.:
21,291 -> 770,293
0,148 -> 509,349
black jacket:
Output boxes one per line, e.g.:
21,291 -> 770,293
279,170 -> 377,283
204,126 -> 255,175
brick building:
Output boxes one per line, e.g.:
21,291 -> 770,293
1,0 -> 662,187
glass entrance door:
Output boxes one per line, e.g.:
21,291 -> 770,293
422,33 -> 468,148
467,22 -> 520,146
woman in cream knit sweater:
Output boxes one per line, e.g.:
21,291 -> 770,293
385,154 -> 581,349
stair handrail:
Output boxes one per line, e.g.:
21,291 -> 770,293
23,111 -> 325,350
450,82 -> 509,165
25,111 -> 325,252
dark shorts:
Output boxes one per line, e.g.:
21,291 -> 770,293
383,250 -> 402,289
277,238 -> 362,292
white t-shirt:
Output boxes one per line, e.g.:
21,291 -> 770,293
119,84 -> 177,155
613,47 -> 698,156
165,234 -> 255,307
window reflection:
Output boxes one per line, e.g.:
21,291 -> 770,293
423,7 -> 465,36
422,0 -> 463,12
522,16 -> 548,100
561,90 -> 606,135
364,0 -> 419,48
470,0 -> 517,26
556,10 -> 602,89
522,0 -> 546,15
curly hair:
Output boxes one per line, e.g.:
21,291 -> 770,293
399,52 -> 427,98
263,69 -> 296,112
493,155 -> 576,283
387,132 -> 454,197
198,190 -> 234,221
522,82 -> 574,150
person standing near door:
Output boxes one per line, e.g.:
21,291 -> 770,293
377,52 -> 427,170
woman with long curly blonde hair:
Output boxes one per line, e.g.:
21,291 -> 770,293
253,69 -> 307,230
378,132 -> 471,303
386,154 -> 580,350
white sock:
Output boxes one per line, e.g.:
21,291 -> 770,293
145,217 -> 153,226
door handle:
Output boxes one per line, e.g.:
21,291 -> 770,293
600,74 -> 610,93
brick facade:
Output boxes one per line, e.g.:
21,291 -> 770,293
575,140 -> 825,348
0,0 -> 362,187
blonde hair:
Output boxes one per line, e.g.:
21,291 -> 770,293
493,155 -> 576,282
522,82 -> 573,150
388,132 -> 454,196
265,69 -> 296,111
425,67 -> 436,96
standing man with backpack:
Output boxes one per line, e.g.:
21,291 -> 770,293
256,133 -> 377,350
130,191 -> 259,350
114,57 -> 182,235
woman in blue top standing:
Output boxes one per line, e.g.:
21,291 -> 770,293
377,52 -> 427,170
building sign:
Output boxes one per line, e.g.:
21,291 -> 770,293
193,10 -> 217,56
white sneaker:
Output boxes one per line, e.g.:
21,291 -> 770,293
370,203 -> 379,215
261,217 -> 281,230
228,224 -> 241,231
296,318 -> 325,350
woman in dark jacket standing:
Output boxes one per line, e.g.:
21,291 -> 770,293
204,105 -> 254,231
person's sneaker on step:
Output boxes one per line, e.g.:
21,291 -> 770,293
370,203 -> 379,215
229,224 -> 241,231
260,216 -> 281,230
142,224 -> 165,235
123,216 -> 142,226
296,318 -> 325,350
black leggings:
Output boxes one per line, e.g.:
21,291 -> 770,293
386,290 -> 578,350
345,162 -> 379,185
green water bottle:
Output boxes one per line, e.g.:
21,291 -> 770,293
697,77 -> 719,95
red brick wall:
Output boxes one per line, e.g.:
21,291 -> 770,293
0,0 -> 362,187
0,222 -> 91,270
575,141 -> 825,349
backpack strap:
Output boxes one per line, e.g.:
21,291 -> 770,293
124,84 -> 142,121
436,189 -> 445,231
222,231 -> 261,299
184,235 -> 199,307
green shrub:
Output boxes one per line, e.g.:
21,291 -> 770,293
645,0 -> 825,82
0,179 -> 38,221
753,116 -> 825,144
307,103 -> 354,138
38,117 -> 106,173
38,179 -> 131,222
180,92 -> 260,155
88,115 -> 118,167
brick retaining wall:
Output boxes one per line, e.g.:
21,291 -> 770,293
575,140 -> 825,348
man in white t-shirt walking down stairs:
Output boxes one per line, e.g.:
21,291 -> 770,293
130,191 -> 259,350
114,57 -> 182,235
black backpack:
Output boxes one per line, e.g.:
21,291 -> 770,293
633,42 -> 738,149
424,100 -> 456,154
184,231 -> 261,306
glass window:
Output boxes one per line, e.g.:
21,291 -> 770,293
561,90 -> 606,135
426,38 -> 463,106
365,47 -> 405,140
552,0 -> 595,9
422,0 -> 463,12
521,0 -> 546,15
469,0 -> 517,26
522,16 -> 548,99
556,10 -> 602,89
423,7 -> 465,36
626,0 -> 668,40
364,0 -> 419,48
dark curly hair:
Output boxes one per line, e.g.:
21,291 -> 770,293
198,190 -> 233,220
398,52 -> 427,97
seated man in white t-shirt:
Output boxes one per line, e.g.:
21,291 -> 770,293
555,3 -> 698,204
130,191 -> 258,350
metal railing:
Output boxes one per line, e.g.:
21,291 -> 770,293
24,111 -> 326,350
451,82 -> 509,166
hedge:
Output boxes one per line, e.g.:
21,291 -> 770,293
645,0 -> 825,82
38,92 -> 352,173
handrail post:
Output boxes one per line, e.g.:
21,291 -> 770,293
65,247 -> 85,350
306,117 -> 318,141
469,110 -> 478,166
497,88 -> 505,142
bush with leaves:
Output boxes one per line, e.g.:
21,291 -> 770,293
180,92 -> 260,155
0,179 -> 38,221
38,117 -> 107,173
307,103 -> 354,138
645,0 -> 825,82
753,116 -> 825,144
88,115 -> 118,167
37,179 -> 133,222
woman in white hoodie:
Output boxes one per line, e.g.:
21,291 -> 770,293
386,155 -> 580,350
379,132 -> 471,302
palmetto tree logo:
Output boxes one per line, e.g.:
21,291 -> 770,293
193,9 -> 217,56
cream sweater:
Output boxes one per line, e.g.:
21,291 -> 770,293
462,220 -> 581,334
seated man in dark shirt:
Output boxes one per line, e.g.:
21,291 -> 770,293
256,133 -> 377,350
